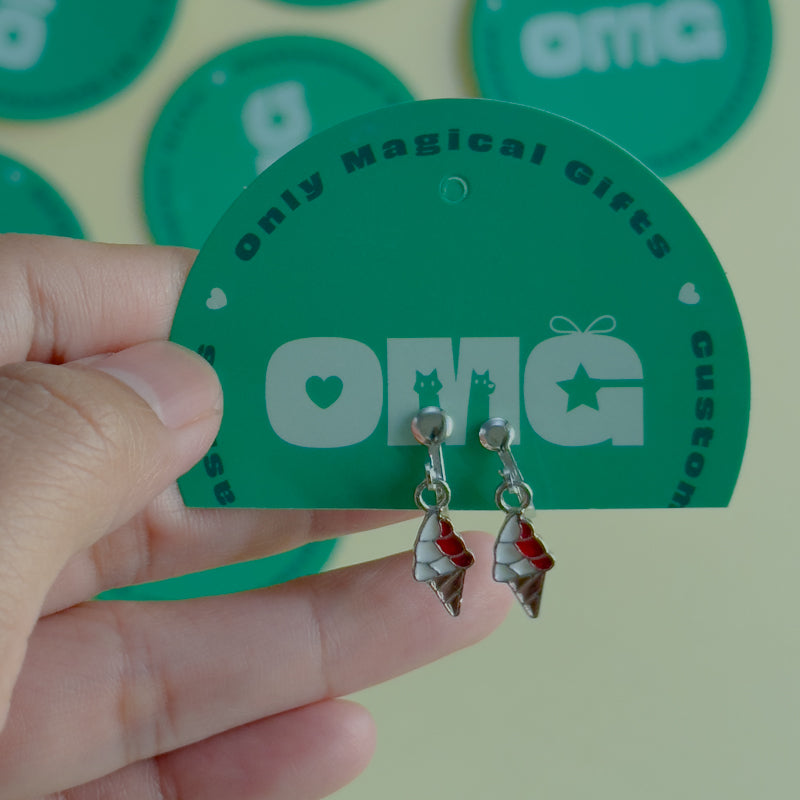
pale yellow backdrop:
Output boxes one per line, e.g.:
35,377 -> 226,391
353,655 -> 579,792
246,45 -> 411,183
1,1 -> 797,798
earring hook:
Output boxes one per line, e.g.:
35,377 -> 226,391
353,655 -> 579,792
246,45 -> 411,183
479,417 -> 533,512
412,407 -> 453,510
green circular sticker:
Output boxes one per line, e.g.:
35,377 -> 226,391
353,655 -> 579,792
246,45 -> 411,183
171,98 -> 749,511
0,152 -> 83,236
472,0 -> 772,175
143,36 -> 413,249
0,0 -> 177,119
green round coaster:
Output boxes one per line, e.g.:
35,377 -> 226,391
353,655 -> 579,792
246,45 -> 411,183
472,0 -> 772,176
143,35 -> 413,249
96,539 -> 336,601
171,98 -> 749,511
0,0 -> 177,119
0,152 -> 83,236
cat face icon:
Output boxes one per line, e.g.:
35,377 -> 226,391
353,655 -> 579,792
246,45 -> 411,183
471,370 -> 496,395
414,369 -> 443,407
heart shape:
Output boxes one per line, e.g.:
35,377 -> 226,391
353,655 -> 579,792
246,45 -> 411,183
206,287 -> 227,310
306,375 -> 343,409
678,282 -> 700,305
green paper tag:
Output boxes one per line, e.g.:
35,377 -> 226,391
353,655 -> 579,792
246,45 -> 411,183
0,152 -> 83,237
472,0 -> 772,176
143,35 -> 413,249
0,0 -> 177,119
170,98 -> 749,510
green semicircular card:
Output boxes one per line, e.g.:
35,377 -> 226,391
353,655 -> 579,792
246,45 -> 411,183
471,0 -> 772,176
171,98 -> 749,511
0,152 -> 83,237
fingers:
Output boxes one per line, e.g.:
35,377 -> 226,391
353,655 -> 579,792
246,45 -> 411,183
48,701 -> 375,800
44,494 -> 414,612
0,535 -> 510,797
0,342 -> 221,729
159,700 -> 375,800
0,234 -> 194,365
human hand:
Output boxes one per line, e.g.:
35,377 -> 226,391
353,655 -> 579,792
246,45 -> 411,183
0,235 -> 510,800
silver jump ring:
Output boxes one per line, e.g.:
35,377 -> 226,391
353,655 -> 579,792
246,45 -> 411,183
415,478 -> 451,511
496,481 -> 533,513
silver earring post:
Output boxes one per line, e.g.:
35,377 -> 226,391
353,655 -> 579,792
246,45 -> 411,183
411,406 -> 454,511
479,418 -> 534,512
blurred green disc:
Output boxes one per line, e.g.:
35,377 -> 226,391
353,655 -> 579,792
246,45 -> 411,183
143,35 -> 412,248
0,0 -> 177,118
471,0 -> 772,175
0,152 -> 83,236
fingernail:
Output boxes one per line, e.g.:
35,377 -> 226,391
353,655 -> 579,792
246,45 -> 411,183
81,341 -> 223,429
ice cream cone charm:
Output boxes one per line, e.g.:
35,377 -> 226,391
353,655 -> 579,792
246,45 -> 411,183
414,508 -> 474,617
411,407 -> 474,617
480,417 -> 555,618
494,511 -> 554,618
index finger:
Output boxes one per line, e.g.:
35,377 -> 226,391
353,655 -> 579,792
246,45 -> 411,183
0,234 -> 194,365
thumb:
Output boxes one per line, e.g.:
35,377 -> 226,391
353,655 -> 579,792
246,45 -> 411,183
0,341 -> 221,728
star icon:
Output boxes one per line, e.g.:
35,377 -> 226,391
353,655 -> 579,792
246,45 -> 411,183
557,363 -> 604,411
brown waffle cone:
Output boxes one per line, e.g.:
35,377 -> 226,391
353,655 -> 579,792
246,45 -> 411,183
509,572 -> 547,618
428,569 -> 467,617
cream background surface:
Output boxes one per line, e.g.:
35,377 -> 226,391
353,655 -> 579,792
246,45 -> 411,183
1,1 -> 797,798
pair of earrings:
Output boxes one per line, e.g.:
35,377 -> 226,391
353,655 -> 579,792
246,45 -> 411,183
411,407 -> 554,619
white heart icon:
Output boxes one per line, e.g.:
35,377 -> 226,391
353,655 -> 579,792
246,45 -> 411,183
206,288 -> 227,310
678,282 -> 700,305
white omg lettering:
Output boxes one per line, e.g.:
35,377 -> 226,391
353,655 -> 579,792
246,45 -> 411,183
264,329 -> 645,450
521,0 -> 726,78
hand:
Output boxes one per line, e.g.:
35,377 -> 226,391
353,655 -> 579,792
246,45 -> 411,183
0,235 -> 510,800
